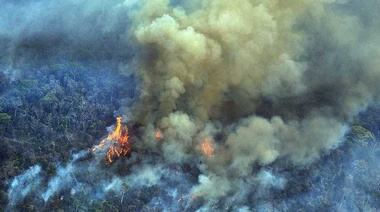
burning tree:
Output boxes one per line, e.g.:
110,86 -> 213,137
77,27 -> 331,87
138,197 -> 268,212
92,116 -> 130,163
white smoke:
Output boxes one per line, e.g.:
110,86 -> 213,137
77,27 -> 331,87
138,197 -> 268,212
7,165 -> 42,207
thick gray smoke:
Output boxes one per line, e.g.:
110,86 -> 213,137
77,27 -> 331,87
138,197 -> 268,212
5,0 -> 380,210
130,0 -> 380,206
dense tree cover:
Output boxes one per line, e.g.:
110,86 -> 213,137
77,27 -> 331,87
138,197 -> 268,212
0,61 -> 136,209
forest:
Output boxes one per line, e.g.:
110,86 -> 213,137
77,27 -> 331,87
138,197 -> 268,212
1,0 -> 380,211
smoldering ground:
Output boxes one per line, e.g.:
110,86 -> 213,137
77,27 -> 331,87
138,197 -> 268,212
4,0 -> 380,211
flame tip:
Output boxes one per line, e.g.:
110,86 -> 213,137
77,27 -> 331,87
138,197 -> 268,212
93,117 -> 130,163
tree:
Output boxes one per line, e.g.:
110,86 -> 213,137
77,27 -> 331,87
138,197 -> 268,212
0,112 -> 11,134
0,112 -> 11,125
0,71 -> 8,93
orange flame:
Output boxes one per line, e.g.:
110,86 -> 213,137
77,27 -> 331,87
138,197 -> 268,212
155,129 -> 162,140
92,116 -> 130,163
201,138 -> 214,158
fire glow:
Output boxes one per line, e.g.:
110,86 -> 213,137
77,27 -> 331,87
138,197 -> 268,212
92,116 -> 130,163
155,129 -> 162,140
201,138 -> 214,158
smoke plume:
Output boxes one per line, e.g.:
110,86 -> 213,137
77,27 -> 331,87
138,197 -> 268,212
4,0 -> 380,210
129,0 -> 380,206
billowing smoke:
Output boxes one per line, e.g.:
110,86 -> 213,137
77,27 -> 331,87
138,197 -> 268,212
129,0 -> 380,206
4,0 -> 380,210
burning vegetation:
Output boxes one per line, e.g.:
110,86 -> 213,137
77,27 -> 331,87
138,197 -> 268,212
155,129 -> 162,140
202,138 -> 215,158
92,117 -> 130,163
198,137 -> 215,158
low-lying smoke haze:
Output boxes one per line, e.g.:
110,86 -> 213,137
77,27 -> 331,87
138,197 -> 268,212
3,0 -> 380,211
